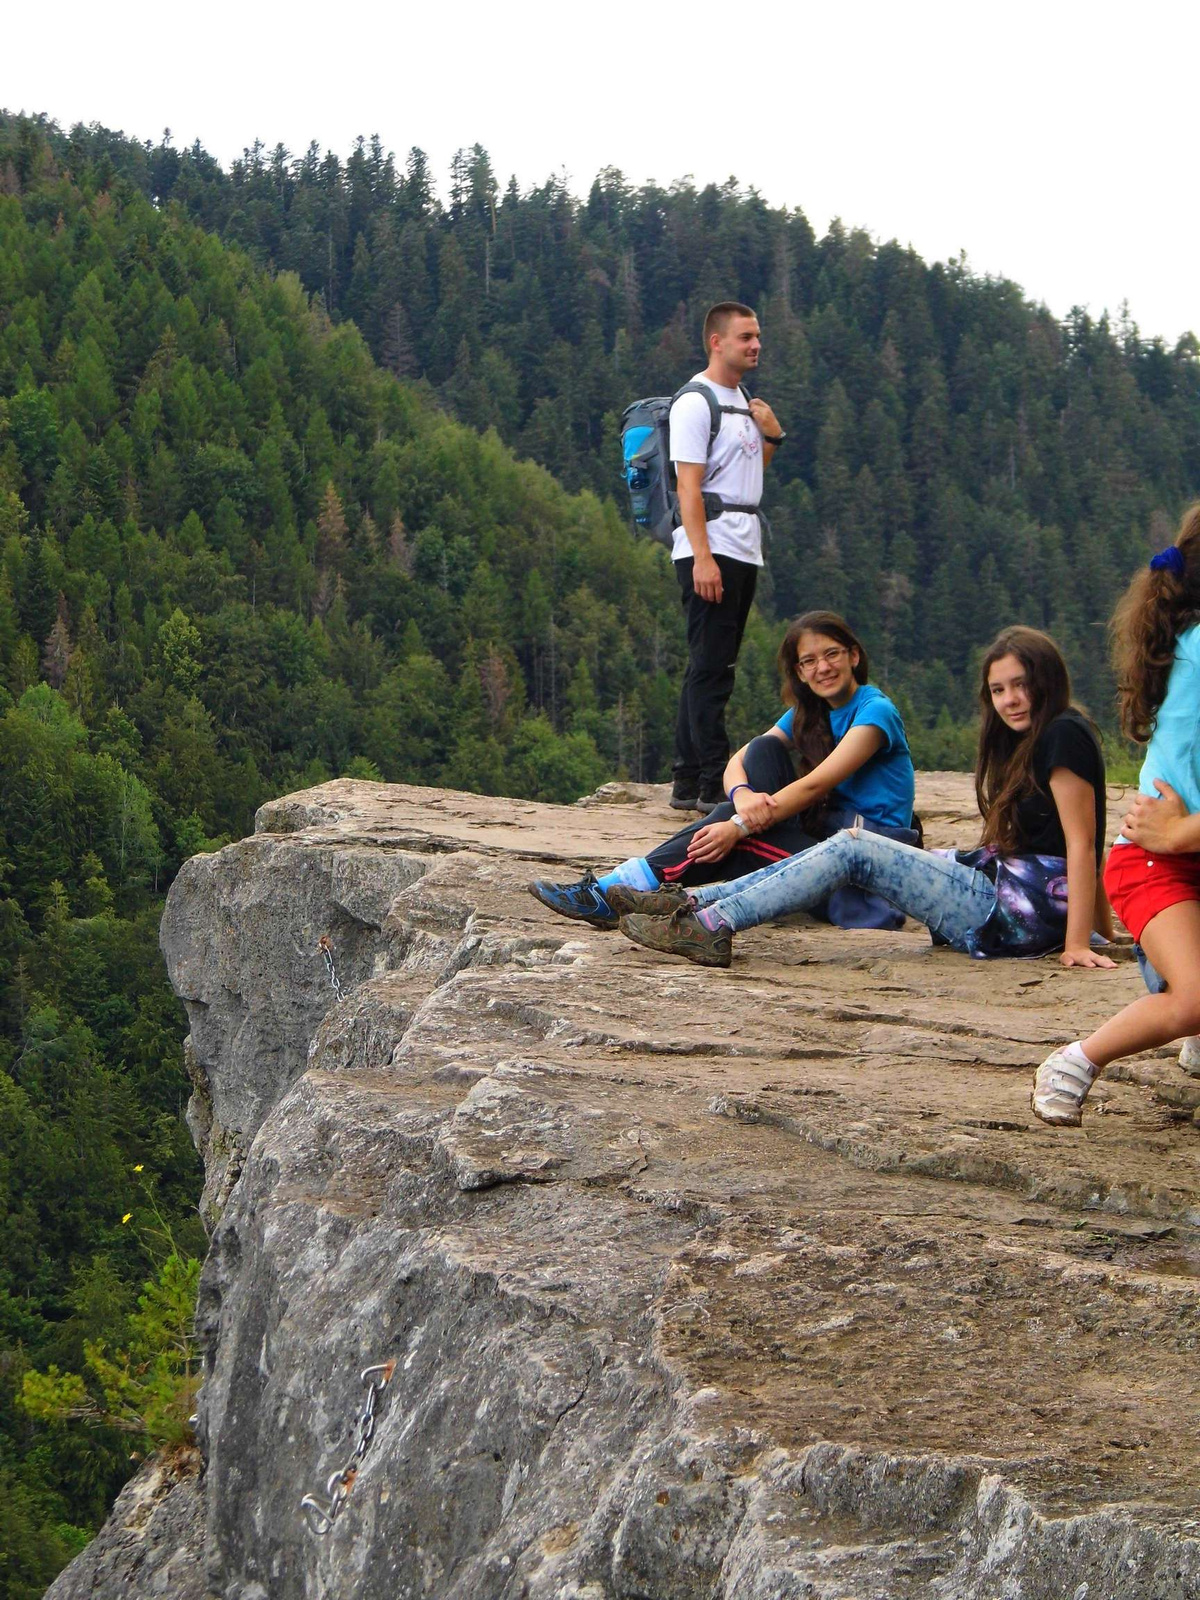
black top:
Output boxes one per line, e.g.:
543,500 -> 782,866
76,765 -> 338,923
1013,709 -> 1106,863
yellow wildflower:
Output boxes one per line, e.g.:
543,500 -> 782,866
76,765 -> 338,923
133,1164 -> 144,1173
121,1213 -> 132,1224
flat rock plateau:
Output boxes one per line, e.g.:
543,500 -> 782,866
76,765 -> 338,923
49,775 -> 1200,1600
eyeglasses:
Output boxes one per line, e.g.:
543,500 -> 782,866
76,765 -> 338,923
796,646 -> 848,675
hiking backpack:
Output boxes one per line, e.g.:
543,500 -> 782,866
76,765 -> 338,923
620,382 -> 760,547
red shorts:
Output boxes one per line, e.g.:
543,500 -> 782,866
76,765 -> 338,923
1104,843 -> 1200,943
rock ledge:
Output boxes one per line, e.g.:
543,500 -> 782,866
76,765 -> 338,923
52,776 -> 1200,1599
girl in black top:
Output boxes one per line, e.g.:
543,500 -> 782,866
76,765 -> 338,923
956,627 -> 1114,962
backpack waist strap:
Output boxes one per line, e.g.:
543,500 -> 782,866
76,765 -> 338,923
701,492 -> 761,519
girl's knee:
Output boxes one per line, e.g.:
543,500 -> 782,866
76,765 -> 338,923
826,827 -> 861,853
1149,986 -> 1200,1038
824,828 -> 872,877
742,734 -> 794,790
829,826 -> 890,862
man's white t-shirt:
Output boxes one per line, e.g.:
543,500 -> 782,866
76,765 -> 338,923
668,374 -> 764,567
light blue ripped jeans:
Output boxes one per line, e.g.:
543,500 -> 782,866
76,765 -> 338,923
690,829 -> 997,949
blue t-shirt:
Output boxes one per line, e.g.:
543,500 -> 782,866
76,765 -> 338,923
774,683 -> 915,829
1116,623 -> 1200,846
1136,621 -> 1200,810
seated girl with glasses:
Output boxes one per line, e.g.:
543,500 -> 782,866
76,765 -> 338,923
529,611 -> 919,931
617,626 -> 1118,975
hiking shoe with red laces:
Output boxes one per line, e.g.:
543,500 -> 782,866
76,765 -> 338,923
618,908 -> 732,968
604,883 -> 691,918
1031,1049 -> 1095,1127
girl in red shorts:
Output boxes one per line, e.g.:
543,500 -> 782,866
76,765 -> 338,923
1034,504 -> 1200,1125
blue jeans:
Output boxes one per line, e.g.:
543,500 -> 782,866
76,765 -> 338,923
690,828 -> 997,948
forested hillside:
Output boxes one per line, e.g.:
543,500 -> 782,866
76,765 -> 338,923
22,113 -> 1200,722
0,119 -> 720,1597
3,106 -> 1200,1593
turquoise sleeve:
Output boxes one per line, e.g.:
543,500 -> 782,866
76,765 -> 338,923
848,700 -> 902,753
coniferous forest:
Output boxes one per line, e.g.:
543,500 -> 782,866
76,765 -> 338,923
1,109 -> 1199,1594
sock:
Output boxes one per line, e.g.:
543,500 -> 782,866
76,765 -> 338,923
697,906 -> 733,933
598,857 -> 657,894
1062,1040 -> 1098,1077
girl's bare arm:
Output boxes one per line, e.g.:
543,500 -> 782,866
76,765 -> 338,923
1049,766 -> 1117,969
695,725 -> 886,861
763,724 -> 885,823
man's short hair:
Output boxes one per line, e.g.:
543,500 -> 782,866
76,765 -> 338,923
703,301 -> 757,350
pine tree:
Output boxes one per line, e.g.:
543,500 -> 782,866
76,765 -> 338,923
387,512 -> 412,575
315,481 -> 348,571
17,533 -> 58,647
379,302 -> 415,378
41,606 -> 72,691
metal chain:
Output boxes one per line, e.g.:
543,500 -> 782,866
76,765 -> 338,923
317,934 -> 347,1005
300,1360 -> 396,1535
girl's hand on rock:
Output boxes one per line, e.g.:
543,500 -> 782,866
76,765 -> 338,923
686,822 -> 739,864
1060,947 -> 1118,969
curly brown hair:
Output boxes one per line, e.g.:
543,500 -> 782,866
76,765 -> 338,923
975,627 -> 1074,852
1111,504 -> 1200,743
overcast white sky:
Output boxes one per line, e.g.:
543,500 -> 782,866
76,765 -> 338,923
6,1 -> 1197,343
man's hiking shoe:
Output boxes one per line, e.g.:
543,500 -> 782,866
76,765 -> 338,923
697,788 -> 727,810
669,783 -> 700,811
1031,1048 -> 1095,1127
528,872 -> 617,929
619,909 -> 732,968
1181,1037 -> 1200,1077
605,883 -> 691,918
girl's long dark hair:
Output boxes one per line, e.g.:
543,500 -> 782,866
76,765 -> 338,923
1112,503 -> 1200,743
777,611 -> 869,790
975,626 -> 1073,852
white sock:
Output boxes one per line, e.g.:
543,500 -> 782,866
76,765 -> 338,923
1062,1040 -> 1098,1077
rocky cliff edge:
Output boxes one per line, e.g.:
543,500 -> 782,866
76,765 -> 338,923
48,777 -> 1200,1599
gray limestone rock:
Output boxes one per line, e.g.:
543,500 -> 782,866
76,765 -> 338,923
161,837 -> 431,1223
55,777 -> 1200,1598
44,1448 -> 207,1600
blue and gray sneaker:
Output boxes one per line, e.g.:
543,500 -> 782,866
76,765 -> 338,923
528,871 -> 618,929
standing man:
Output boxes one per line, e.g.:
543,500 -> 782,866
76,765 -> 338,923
669,301 -> 784,810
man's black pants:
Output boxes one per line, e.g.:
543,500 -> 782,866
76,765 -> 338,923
672,552 -> 759,797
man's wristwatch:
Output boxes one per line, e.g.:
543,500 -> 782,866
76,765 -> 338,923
762,431 -> 786,445
731,813 -> 750,833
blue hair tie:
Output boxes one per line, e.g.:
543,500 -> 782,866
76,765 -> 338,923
1149,545 -> 1185,576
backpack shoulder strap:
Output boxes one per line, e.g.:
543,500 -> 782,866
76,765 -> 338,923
670,381 -> 723,451
670,380 -> 754,454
